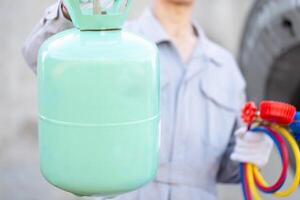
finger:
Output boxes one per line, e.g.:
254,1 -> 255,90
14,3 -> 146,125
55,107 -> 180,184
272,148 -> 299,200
234,127 -> 248,136
235,136 -> 267,148
243,131 -> 265,142
230,153 -> 265,167
233,145 -> 263,156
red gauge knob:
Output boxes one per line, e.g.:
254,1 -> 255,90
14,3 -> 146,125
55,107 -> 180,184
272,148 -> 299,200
259,101 -> 296,125
242,101 -> 257,123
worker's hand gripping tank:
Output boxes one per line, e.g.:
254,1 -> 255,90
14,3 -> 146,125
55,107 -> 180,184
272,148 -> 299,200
37,0 -> 160,197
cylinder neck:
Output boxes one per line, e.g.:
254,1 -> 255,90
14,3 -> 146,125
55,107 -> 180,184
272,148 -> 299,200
63,0 -> 132,31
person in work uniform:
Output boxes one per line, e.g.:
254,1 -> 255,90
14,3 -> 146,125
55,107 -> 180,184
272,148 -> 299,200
22,0 -> 274,199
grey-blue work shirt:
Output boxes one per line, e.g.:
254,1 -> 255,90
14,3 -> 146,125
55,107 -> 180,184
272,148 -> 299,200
22,2 -> 246,200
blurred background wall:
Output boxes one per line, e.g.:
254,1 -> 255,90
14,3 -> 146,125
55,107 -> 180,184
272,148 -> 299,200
1,0 -> 299,200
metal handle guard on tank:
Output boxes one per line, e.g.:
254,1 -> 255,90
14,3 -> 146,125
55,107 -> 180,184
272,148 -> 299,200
63,0 -> 132,30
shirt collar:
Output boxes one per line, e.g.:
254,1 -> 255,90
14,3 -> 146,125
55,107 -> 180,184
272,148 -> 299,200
138,8 -> 223,67
192,23 -> 223,67
138,8 -> 170,44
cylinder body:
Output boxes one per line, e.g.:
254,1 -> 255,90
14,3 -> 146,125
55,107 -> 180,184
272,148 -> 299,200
37,29 -> 160,196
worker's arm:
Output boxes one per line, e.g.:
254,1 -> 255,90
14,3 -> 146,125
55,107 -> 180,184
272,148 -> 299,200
216,120 -> 241,183
216,91 -> 246,183
22,0 -> 73,73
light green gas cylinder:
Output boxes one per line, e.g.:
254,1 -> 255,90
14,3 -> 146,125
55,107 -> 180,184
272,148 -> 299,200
37,0 -> 160,197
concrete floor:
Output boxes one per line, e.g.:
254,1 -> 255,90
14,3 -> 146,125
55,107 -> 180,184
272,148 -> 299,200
1,0 -> 299,199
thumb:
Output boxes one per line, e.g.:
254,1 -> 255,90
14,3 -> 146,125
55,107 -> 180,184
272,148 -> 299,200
243,131 -> 264,143
234,127 -> 248,137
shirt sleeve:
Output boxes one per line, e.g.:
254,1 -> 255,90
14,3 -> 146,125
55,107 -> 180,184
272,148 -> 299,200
22,0 -> 73,73
216,91 -> 246,184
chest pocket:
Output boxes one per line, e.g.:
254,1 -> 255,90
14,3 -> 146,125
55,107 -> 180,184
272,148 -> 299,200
198,62 -> 244,153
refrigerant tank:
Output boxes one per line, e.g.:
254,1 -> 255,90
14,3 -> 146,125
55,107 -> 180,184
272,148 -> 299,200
37,0 -> 160,197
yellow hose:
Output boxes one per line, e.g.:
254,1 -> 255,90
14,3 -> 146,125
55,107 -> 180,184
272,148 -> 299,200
246,164 -> 262,200
250,125 -> 300,197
